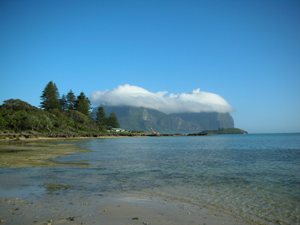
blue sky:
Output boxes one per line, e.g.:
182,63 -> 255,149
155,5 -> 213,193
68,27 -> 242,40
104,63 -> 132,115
0,0 -> 299,133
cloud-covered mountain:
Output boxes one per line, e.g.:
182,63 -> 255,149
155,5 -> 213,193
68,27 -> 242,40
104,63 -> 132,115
91,84 -> 232,114
101,106 -> 234,134
91,85 -> 234,133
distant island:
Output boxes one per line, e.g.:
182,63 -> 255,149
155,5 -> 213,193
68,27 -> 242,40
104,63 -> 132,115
0,81 -> 247,140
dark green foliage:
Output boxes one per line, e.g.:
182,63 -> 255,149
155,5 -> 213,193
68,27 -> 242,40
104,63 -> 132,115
0,113 -> 7,130
40,81 -> 61,110
0,99 -> 53,132
0,99 -> 99,135
75,92 -> 90,116
2,99 -> 38,111
96,106 -> 106,130
66,90 -> 76,110
60,95 -> 68,111
106,112 -> 120,128
94,107 -> 120,129
0,81 -> 121,137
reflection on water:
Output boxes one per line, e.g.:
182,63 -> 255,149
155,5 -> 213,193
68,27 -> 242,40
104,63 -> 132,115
0,134 -> 299,224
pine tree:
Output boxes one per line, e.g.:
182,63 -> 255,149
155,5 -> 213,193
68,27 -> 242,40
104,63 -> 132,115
96,106 -> 106,130
75,92 -> 90,116
106,112 -> 120,128
60,94 -> 68,111
66,90 -> 76,110
40,81 -> 61,110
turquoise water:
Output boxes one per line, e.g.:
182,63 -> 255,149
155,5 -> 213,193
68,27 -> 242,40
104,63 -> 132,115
0,134 -> 300,224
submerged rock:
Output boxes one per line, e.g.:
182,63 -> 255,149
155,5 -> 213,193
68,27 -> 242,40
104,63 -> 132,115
44,183 -> 71,192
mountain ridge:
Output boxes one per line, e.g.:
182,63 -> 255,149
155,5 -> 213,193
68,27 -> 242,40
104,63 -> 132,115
100,105 -> 234,133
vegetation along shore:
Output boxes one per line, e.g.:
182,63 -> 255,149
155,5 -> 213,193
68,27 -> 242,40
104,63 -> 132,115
0,81 -> 139,140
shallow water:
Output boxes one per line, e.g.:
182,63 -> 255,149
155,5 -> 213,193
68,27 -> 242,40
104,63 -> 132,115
0,134 -> 299,224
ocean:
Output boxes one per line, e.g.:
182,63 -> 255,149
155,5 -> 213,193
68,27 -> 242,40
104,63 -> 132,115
1,134 -> 299,224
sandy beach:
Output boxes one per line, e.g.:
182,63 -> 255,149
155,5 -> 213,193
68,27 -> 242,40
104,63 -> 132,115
0,192 -> 248,225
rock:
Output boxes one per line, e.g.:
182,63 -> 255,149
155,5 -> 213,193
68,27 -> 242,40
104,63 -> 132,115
67,216 -> 75,221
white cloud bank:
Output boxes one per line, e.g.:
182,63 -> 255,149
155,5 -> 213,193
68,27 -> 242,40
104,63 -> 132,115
91,84 -> 232,114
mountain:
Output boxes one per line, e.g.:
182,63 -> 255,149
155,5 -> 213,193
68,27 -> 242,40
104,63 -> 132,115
101,106 -> 234,133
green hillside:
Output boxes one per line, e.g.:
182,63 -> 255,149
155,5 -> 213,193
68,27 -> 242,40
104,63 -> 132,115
0,81 -> 122,139
0,99 -> 100,138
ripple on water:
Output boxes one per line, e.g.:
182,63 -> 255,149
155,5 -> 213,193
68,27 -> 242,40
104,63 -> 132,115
0,134 -> 299,225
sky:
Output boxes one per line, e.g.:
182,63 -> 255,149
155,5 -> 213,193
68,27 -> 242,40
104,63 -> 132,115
0,0 -> 299,133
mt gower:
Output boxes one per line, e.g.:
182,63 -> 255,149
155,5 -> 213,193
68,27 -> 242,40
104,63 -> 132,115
91,84 -> 235,133
102,106 -> 234,134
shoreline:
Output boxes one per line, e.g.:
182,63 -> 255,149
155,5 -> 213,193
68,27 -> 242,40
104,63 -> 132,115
0,134 -> 138,143
0,128 -> 248,142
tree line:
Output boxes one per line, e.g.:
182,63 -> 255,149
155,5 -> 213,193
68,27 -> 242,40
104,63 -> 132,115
0,81 -> 120,135
40,81 -> 119,129
40,81 -> 91,115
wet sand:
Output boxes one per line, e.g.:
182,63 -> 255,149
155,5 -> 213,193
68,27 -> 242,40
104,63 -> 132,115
0,192 -> 249,225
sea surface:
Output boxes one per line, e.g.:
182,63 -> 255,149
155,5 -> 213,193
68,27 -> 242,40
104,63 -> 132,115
1,134 -> 300,225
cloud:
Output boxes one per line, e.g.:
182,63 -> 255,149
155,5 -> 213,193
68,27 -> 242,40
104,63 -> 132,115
91,84 -> 232,114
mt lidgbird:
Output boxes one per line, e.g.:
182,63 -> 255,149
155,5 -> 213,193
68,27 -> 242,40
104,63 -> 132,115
100,106 -> 234,133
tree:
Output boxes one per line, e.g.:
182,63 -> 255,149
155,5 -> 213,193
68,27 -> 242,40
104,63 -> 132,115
40,81 -> 60,110
60,95 -> 67,111
96,106 -> 106,130
66,90 -> 76,110
75,92 -> 90,116
106,112 -> 120,128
